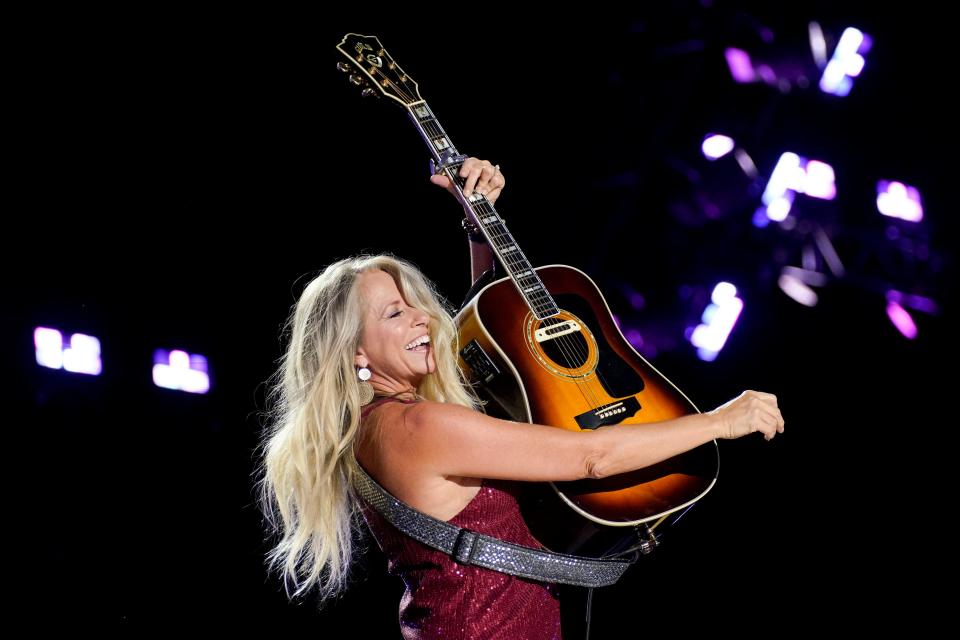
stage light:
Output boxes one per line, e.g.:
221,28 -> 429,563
759,152 -> 836,222
813,227 -> 846,277
623,328 -> 644,350
34,327 -> 102,375
725,48 -> 756,83
877,180 -> 923,222
885,301 -> 917,340
702,134 -> 735,160
886,290 -> 938,315
820,27 -> 872,97
804,161 -> 837,199
778,272 -> 819,307
725,21 -> 870,96
689,282 -> 743,361
152,349 -> 211,394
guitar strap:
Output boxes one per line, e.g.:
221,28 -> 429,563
459,265 -> 497,312
354,464 -> 635,588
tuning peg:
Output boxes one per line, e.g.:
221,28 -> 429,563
361,88 -> 377,98
349,74 -> 363,86
336,62 -> 351,73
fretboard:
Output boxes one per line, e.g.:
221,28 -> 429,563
406,100 -> 559,320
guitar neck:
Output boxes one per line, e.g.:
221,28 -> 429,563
406,100 -> 559,320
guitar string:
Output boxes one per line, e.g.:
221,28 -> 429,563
469,197 -> 604,410
381,72 -> 609,412
394,77 -> 626,426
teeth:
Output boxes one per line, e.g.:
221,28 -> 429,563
405,335 -> 431,350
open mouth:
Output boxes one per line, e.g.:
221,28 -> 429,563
404,335 -> 431,353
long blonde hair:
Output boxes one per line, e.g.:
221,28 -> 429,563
255,254 -> 480,601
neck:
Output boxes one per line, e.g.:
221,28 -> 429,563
371,380 -> 419,399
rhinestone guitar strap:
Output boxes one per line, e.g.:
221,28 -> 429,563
354,465 -> 634,588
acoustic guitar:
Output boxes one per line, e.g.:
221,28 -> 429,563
336,33 -> 719,559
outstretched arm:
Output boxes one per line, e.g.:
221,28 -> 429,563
396,391 -> 783,483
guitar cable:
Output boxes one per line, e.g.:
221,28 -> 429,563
584,587 -> 595,640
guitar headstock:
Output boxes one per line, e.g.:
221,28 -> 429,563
335,34 -> 423,107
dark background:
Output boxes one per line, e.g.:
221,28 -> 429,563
5,2 -> 953,634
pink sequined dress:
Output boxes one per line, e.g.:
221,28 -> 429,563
358,397 -> 562,639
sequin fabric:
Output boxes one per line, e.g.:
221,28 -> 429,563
358,397 -> 562,640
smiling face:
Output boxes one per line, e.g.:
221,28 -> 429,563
354,269 -> 435,395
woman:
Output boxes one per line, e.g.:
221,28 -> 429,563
256,158 -> 784,639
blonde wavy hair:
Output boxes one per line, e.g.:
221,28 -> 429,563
255,254 -> 481,601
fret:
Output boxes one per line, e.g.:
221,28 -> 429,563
413,104 -> 430,120
402,98 -> 559,319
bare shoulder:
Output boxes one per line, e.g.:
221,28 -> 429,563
374,400 -> 494,458
405,399 -> 492,427
356,400 -> 485,519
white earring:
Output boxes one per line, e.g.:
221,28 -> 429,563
357,366 -> 374,405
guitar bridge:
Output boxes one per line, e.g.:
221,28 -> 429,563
575,397 -> 641,430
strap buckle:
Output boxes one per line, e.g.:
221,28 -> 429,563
451,528 -> 480,565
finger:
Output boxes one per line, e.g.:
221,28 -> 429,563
430,174 -> 452,189
764,416 -> 780,438
460,157 -> 483,173
757,405 -> 781,429
753,391 -> 778,406
760,405 -> 784,433
461,159 -> 497,197
475,163 -> 498,196
484,165 -> 505,204
460,162 -> 484,197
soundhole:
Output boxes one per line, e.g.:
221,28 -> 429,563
539,317 -> 589,369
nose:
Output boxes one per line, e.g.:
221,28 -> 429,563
412,307 -> 429,328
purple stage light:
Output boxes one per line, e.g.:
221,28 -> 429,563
820,27 -> 872,96
690,282 -> 743,361
702,134 -> 735,160
804,161 -> 837,200
778,273 -> 819,307
761,153 -> 836,221
34,327 -> 63,369
887,290 -> 938,315
34,327 -> 102,375
886,301 -> 917,340
725,48 -> 756,83
152,349 -> 211,394
877,180 -> 923,222
623,328 -> 644,350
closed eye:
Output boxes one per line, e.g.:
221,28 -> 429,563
389,310 -> 403,318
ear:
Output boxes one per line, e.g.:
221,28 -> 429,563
355,350 -> 367,369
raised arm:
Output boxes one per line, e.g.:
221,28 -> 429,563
429,157 -> 503,284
